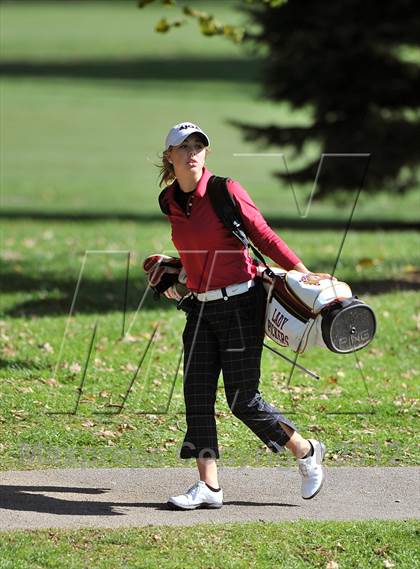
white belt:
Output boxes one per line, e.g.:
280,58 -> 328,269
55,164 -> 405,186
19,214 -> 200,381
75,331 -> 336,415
195,279 -> 255,302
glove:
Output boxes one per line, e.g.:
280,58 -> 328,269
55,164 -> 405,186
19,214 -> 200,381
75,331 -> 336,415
143,254 -> 187,298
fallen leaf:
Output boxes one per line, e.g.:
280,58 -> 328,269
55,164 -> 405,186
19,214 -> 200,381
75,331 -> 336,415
117,423 -> 136,432
81,420 -> 95,428
336,542 -> 345,552
40,342 -> 54,353
375,546 -> 390,557
308,424 -> 324,433
402,264 -> 418,273
12,410 -> 27,420
326,561 -> 339,569
120,334 -> 140,344
69,362 -> 81,374
80,395 -> 96,402
97,429 -> 116,439
44,377 -> 59,387
120,363 -> 137,373
17,386 -> 33,394
1,250 -> 22,262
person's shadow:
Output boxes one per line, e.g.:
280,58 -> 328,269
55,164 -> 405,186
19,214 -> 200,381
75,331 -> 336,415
0,486 -> 299,516
0,486 -> 168,516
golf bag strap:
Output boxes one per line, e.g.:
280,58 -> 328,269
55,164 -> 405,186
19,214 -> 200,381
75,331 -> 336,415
207,176 -> 275,278
158,188 -> 170,216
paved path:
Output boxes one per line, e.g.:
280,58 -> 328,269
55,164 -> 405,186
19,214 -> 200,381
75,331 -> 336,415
0,467 -> 418,531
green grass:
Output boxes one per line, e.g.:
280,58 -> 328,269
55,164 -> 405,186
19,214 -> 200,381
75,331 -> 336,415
0,521 -> 419,568
1,220 -> 419,470
0,1 -> 250,60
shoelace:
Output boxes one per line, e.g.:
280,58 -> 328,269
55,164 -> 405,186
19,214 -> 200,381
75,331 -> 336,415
298,463 -> 309,477
185,482 -> 201,499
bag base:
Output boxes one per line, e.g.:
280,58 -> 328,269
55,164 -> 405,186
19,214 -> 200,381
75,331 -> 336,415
321,298 -> 376,354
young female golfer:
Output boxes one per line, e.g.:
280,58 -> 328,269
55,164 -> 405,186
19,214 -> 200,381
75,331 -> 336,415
159,122 -> 327,510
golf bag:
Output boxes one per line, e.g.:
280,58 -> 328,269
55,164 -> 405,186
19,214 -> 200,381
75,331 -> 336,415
262,268 -> 376,354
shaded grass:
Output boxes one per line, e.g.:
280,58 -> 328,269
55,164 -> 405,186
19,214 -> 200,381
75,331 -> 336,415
1,220 -> 419,316
0,521 -> 418,568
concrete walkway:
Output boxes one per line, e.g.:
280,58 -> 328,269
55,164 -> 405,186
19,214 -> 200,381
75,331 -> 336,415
0,467 -> 419,531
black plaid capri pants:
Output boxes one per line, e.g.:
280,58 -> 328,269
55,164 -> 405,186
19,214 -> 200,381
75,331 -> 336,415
180,278 -> 296,459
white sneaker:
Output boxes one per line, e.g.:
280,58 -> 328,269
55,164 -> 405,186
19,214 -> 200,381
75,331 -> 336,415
167,481 -> 223,510
297,439 -> 326,499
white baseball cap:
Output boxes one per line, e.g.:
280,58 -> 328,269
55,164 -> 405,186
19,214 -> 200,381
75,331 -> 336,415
165,121 -> 210,150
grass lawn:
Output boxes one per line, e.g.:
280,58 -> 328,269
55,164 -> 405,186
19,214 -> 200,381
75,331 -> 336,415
0,520 -> 419,569
1,220 -> 418,470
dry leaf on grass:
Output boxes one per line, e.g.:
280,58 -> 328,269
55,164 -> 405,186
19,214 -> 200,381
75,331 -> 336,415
22,238 -> 36,248
12,410 -> 27,420
117,423 -> 136,432
97,429 -> 117,439
44,377 -> 59,387
40,342 -> 54,353
69,362 -> 82,374
17,386 -> 33,394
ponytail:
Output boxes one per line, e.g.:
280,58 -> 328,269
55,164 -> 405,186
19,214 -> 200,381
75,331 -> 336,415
158,150 -> 175,187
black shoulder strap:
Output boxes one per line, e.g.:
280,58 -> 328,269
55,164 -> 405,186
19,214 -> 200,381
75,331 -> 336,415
207,175 -> 274,277
207,176 -> 249,249
158,188 -> 170,215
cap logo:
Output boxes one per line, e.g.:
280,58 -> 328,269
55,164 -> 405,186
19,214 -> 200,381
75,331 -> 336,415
179,123 -> 197,130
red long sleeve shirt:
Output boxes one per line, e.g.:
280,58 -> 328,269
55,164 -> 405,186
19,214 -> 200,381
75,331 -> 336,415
163,167 -> 301,293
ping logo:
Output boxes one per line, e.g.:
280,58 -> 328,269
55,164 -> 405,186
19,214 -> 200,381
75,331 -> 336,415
338,329 -> 371,349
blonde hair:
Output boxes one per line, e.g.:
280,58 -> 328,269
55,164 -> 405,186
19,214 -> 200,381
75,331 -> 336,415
158,149 -> 175,188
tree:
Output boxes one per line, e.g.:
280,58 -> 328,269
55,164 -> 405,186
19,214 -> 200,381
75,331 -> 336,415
140,0 -> 420,196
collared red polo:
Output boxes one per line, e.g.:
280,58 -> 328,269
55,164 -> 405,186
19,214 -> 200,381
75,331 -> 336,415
162,167 -> 301,293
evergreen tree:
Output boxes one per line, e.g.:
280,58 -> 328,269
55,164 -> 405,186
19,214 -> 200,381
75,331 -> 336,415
237,0 -> 420,196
